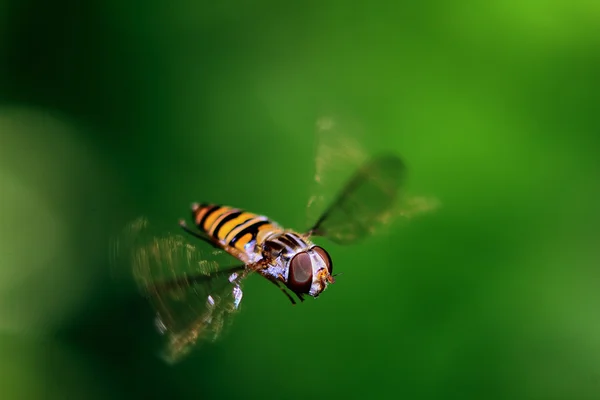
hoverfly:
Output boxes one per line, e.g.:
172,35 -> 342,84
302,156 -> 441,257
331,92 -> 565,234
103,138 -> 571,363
112,117 -> 436,364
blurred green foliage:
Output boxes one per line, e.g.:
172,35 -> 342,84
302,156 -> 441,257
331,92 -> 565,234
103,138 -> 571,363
1,0 -> 600,399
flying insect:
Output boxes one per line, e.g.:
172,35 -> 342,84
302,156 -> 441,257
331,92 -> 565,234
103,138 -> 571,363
112,118 -> 432,363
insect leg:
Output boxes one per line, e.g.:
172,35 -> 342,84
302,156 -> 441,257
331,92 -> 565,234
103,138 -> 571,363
247,261 -> 300,305
265,276 -> 297,305
179,220 -> 220,249
152,264 -> 247,293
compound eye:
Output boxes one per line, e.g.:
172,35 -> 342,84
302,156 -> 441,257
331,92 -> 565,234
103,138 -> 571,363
313,246 -> 333,275
288,252 -> 313,294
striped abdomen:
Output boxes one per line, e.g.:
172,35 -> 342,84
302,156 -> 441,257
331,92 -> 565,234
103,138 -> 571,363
192,203 -> 282,254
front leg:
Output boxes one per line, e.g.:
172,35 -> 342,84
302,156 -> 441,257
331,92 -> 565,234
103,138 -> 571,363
270,276 -> 299,305
247,260 -> 303,305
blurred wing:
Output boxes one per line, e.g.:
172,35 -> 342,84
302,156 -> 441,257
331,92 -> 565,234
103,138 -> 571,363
308,154 -> 406,244
306,116 -> 370,233
305,116 -> 440,244
111,217 -> 248,364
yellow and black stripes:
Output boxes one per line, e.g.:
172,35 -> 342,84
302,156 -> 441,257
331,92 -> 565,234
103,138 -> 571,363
192,203 -> 281,253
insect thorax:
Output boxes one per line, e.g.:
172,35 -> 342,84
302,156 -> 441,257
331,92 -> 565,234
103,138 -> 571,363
261,231 -> 312,262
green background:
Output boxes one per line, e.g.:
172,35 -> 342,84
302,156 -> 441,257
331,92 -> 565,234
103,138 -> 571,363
1,1 -> 600,399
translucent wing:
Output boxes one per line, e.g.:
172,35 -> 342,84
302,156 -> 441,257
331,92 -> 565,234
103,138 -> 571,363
308,154 -> 406,244
306,116 -> 439,244
111,217 -> 248,364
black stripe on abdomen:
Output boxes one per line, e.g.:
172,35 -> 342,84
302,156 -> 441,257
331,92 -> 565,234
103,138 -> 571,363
197,204 -> 221,231
229,220 -> 269,247
212,210 -> 243,240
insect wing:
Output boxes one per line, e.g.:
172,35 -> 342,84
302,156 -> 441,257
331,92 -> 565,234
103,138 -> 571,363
309,154 -> 406,244
306,116 -> 369,232
305,117 -> 403,244
111,217 -> 247,364
306,116 -> 439,244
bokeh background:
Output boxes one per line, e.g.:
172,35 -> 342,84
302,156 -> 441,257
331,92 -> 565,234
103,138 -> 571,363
2,1 -> 600,399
